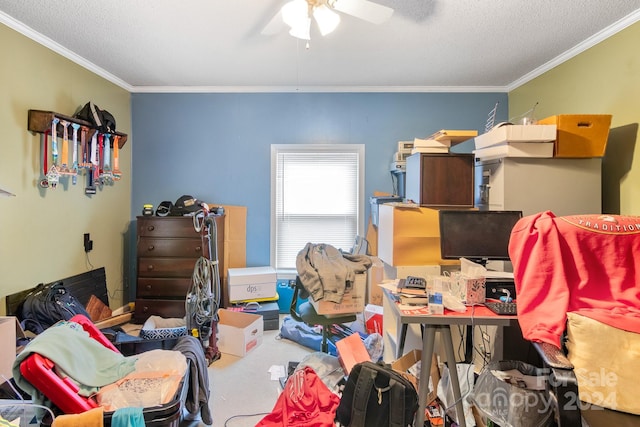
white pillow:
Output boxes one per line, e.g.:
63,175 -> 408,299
566,312 -> 640,415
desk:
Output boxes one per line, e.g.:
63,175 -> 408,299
383,289 -> 516,427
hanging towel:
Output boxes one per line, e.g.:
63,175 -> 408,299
173,335 -> 213,425
112,407 -> 145,427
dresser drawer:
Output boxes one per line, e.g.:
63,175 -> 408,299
137,237 -> 203,257
134,298 -> 185,322
138,257 -> 198,278
137,277 -> 192,298
138,217 -> 200,238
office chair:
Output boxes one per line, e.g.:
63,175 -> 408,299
289,276 -> 357,353
349,235 -> 369,256
509,211 -> 640,427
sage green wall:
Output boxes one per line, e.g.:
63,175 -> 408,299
509,21 -> 640,215
0,24 -> 132,315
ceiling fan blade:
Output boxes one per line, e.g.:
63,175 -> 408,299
261,10 -> 285,35
332,0 -> 394,25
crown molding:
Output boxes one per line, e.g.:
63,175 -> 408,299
0,11 -> 134,92
130,85 -> 508,93
507,8 -> 640,92
4,8 -> 639,95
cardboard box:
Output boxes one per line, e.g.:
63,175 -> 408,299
225,239 -> 246,269
206,203 -> 247,307
218,205 -> 247,241
537,114 -> 612,158
228,266 -> 277,302
364,304 -> 383,335
473,141 -> 555,161
336,333 -> 371,375
392,349 -> 440,405
377,204 -> 462,267
0,316 -> 25,385
473,124 -> 556,150
217,309 -> 263,357
367,256 -> 385,305
310,273 -> 366,315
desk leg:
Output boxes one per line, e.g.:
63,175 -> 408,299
442,326 -> 466,427
398,324 -> 407,359
416,326 -> 436,427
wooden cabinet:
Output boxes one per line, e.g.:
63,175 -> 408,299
135,215 -> 225,322
406,153 -> 474,207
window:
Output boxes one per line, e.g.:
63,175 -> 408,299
271,144 -> 365,270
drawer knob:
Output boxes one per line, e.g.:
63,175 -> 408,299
143,306 -> 149,312
147,265 -> 154,271
147,245 -> 155,251
145,284 -> 152,290
195,246 -> 201,252
147,225 -> 155,231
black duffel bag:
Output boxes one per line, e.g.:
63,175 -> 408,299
18,281 -> 91,335
336,361 -> 419,427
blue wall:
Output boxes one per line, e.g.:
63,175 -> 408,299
131,92 -> 508,267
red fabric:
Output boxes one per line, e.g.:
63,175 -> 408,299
509,211 -> 640,347
256,366 -> 340,427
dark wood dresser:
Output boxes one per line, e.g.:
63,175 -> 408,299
135,215 -> 225,323
405,153 -> 475,207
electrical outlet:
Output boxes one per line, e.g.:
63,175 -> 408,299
84,233 -> 93,252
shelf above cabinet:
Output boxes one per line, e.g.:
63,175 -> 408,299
28,109 -> 127,148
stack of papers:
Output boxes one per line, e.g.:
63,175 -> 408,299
412,130 -> 478,155
412,138 -> 449,154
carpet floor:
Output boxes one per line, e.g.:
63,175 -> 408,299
182,315 -> 315,427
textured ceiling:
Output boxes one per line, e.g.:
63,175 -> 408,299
1,0 -> 640,92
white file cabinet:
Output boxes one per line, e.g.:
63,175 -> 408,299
475,157 -> 602,215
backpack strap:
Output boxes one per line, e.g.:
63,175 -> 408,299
350,364 -> 376,427
388,377 -> 406,427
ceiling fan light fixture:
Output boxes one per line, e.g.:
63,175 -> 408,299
289,18 -> 311,40
313,4 -> 340,36
281,0 -> 309,29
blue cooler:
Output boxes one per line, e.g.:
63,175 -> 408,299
277,278 -> 307,314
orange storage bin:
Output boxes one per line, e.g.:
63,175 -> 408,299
538,114 -> 612,158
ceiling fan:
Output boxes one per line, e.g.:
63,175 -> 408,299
261,0 -> 394,41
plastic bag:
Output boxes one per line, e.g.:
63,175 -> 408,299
437,362 -> 476,427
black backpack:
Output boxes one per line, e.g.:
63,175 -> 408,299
336,361 -> 419,427
18,282 -> 91,335
74,101 -> 116,134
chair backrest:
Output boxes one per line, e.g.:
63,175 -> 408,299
509,211 -> 640,347
349,236 -> 369,255
289,277 -> 305,323
290,276 -> 317,323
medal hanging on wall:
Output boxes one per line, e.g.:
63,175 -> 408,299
43,117 -> 61,189
85,131 -> 98,195
101,133 -> 113,184
59,120 -> 71,174
70,123 -> 80,185
39,128 -> 51,189
112,135 -> 122,181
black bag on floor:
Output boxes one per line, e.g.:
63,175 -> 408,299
18,281 -> 91,335
336,361 -> 419,427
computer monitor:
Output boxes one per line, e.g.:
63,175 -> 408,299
438,210 -> 523,266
